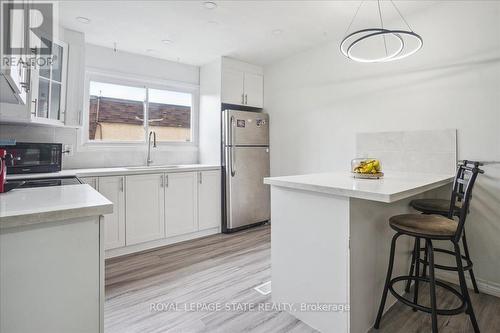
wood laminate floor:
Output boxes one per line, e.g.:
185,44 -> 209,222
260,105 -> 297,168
105,225 -> 500,333
105,225 -> 316,333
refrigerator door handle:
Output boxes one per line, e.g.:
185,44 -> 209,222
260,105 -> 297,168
230,115 -> 236,177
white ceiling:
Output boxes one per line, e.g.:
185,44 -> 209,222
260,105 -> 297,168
59,1 -> 434,67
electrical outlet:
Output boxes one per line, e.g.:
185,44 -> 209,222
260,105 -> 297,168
64,144 -> 74,157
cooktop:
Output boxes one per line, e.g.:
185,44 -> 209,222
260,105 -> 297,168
5,176 -> 82,191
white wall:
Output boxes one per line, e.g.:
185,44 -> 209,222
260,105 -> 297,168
85,44 -> 199,85
264,1 -> 500,287
0,43 -> 200,169
198,59 -> 222,165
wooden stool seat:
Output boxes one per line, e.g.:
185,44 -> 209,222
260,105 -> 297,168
389,214 -> 457,239
410,198 -> 460,216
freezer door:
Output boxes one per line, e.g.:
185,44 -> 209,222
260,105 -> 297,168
225,146 -> 270,229
223,110 -> 269,146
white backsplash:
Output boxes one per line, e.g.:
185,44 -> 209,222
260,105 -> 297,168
0,124 -> 198,169
356,129 -> 457,175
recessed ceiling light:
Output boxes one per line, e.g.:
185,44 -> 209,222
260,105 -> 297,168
76,16 -> 91,24
162,39 -> 173,45
272,29 -> 283,35
203,1 -> 217,10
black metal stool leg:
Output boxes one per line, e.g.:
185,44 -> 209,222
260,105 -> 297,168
462,231 -> 480,294
454,242 -> 480,333
412,238 -> 421,312
374,233 -> 401,329
422,244 -> 428,278
405,238 -> 417,292
427,239 -> 439,333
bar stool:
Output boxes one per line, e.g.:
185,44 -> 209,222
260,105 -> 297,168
405,160 -> 482,294
374,163 -> 483,333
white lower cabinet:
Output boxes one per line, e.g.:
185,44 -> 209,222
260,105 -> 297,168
98,169 -> 221,256
99,176 -> 126,250
125,174 -> 165,245
80,177 -> 98,190
165,172 -> 198,237
198,170 -> 221,230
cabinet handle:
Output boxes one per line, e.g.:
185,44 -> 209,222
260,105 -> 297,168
241,93 -> 245,104
165,175 -> 169,188
245,94 -> 248,105
160,175 -> 164,187
199,172 -> 203,184
31,98 -> 38,115
120,177 -> 124,192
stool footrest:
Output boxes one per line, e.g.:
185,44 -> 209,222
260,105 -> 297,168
388,276 -> 467,316
418,247 -> 473,271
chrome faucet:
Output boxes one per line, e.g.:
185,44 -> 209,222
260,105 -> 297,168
147,131 -> 157,166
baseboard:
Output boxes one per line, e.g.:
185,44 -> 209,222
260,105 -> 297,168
435,271 -> 500,298
105,227 -> 220,259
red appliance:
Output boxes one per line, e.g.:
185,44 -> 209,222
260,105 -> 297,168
0,149 -> 6,193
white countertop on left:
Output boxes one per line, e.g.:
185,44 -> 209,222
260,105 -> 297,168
264,172 -> 454,203
0,184 -> 113,229
6,164 -> 221,180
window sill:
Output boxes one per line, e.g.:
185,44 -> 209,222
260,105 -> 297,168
78,141 -> 198,152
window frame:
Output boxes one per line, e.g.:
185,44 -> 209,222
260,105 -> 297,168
81,68 -> 199,150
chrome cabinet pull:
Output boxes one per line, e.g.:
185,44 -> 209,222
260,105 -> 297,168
165,175 -> 169,188
199,172 -> 203,184
31,98 -> 38,115
241,93 -> 244,104
120,177 -> 124,192
160,175 -> 164,188
245,94 -> 247,105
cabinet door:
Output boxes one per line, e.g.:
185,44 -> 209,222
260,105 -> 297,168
125,174 -> 165,245
198,170 -> 221,231
165,172 -> 198,237
244,73 -> 264,108
99,176 -> 126,250
221,68 -> 244,105
80,177 -> 98,190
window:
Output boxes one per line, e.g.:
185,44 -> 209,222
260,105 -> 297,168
88,80 -> 194,143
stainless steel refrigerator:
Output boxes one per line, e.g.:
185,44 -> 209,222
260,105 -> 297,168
222,109 -> 270,233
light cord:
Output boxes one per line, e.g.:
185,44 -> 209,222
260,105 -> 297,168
343,1 -> 365,37
377,0 -> 388,56
390,0 -> 413,31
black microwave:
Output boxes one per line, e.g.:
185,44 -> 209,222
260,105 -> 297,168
0,142 -> 63,174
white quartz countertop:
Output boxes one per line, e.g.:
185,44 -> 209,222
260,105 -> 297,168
0,184 -> 113,229
264,172 -> 454,203
7,164 -> 221,180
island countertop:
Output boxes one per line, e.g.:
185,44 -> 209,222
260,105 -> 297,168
264,172 -> 454,203
0,184 -> 113,229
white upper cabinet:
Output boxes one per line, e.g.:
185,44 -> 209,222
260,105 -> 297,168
221,68 -> 245,105
221,58 -> 264,108
243,72 -> 264,108
165,172 -> 198,237
198,170 -> 221,231
125,174 -> 165,245
99,176 -> 126,250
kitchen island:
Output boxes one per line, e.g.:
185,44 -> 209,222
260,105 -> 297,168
264,172 -> 453,333
0,184 -> 112,333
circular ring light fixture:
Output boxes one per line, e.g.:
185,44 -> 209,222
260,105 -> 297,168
341,29 -> 405,63
340,0 -> 423,63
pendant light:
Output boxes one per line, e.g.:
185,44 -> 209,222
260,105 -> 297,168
340,0 -> 423,63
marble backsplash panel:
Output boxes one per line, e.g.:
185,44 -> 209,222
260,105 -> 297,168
356,129 -> 457,175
